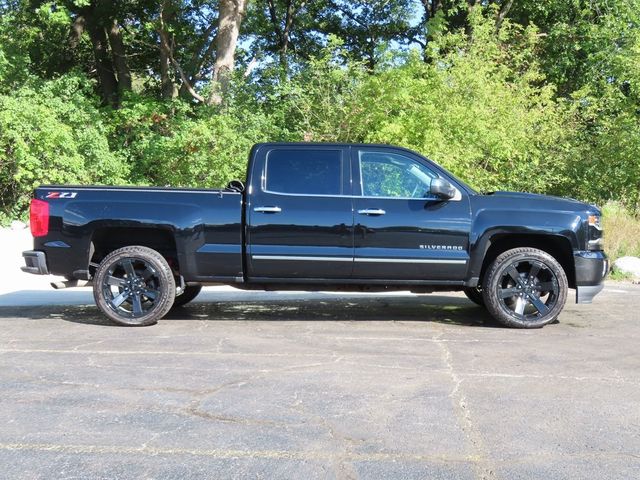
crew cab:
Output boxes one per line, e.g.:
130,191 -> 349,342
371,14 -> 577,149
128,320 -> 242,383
22,143 -> 608,328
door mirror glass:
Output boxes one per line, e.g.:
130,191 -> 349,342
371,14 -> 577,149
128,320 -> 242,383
430,178 -> 457,200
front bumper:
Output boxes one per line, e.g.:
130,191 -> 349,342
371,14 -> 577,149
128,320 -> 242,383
574,250 -> 608,304
21,250 -> 49,275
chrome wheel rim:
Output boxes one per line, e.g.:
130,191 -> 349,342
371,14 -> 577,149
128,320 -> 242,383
102,257 -> 161,318
497,259 -> 560,321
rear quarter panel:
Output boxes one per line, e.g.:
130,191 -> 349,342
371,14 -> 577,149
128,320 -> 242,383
34,186 -> 243,281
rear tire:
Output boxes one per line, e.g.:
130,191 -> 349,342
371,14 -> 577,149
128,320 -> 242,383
172,285 -> 203,308
93,246 -> 176,326
482,247 -> 568,328
463,286 -> 485,306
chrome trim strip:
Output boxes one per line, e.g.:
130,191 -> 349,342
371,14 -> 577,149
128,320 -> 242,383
38,187 -> 236,195
354,258 -> 467,264
252,255 -> 353,262
261,188 -> 460,201
252,255 -> 467,264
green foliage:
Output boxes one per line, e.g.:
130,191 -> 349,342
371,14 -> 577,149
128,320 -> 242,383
0,0 -> 639,224
564,92 -> 640,211
109,95 -> 279,188
602,203 -> 640,261
0,74 -> 129,222
270,17 -> 576,196
268,37 -> 367,142
0,2 -> 80,80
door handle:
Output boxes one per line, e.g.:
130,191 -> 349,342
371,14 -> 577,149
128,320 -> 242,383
357,208 -> 386,216
254,206 -> 282,213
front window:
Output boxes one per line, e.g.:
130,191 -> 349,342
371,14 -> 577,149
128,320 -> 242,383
359,151 -> 437,198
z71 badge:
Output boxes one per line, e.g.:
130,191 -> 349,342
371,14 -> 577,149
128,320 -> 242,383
46,192 -> 78,199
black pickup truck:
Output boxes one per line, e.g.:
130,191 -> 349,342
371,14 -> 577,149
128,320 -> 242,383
22,143 -> 608,328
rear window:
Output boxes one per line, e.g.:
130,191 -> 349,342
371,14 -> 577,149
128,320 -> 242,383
265,149 -> 342,195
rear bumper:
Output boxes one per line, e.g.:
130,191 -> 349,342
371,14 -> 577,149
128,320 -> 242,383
21,251 -> 49,275
574,250 -> 608,304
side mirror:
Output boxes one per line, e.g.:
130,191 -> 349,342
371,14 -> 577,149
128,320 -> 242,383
226,179 -> 245,193
429,178 -> 457,200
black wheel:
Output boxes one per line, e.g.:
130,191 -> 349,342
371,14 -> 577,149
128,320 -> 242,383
93,246 -> 176,326
483,247 -> 568,328
463,286 -> 485,306
172,285 -> 203,308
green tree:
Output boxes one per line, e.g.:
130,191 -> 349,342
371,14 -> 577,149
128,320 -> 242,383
0,74 -> 129,221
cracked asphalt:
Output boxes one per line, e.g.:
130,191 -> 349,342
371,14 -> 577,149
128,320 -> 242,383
0,283 -> 639,480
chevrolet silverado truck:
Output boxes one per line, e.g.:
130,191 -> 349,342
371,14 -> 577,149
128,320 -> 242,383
22,143 -> 608,328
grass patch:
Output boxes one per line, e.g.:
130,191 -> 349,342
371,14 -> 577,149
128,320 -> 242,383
602,203 -> 640,261
602,203 -> 639,282
608,269 -> 636,281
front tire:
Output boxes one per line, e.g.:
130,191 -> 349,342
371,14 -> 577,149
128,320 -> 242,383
93,246 -> 176,326
482,247 -> 568,328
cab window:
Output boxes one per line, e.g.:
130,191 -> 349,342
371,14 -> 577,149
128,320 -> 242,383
265,149 -> 343,195
358,151 -> 437,198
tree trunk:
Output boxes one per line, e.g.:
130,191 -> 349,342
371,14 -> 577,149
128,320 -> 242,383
159,1 -> 178,99
107,19 -> 132,96
280,0 -> 304,69
266,0 -> 300,69
159,42 -> 176,99
64,15 -> 86,71
69,15 -> 85,51
266,0 -> 285,66
207,0 -> 248,106
85,9 -> 119,107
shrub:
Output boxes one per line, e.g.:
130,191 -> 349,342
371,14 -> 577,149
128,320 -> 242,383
110,96 -> 279,188
0,75 -> 129,222
347,15 -> 576,195
602,203 -> 640,261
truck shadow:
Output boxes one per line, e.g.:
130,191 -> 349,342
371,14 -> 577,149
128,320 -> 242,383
0,292 -> 501,328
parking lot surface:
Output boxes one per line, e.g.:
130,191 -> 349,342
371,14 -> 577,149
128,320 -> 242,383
0,283 -> 639,480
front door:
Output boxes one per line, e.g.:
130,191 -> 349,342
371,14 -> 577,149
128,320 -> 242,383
246,145 -> 354,280
351,147 -> 472,281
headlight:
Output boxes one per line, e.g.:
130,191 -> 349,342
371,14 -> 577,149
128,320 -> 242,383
588,214 -> 602,230
587,214 -> 603,250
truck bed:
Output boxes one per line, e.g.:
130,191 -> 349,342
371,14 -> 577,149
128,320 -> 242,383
32,185 -> 243,282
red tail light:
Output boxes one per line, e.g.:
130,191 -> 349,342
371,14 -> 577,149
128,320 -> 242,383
30,199 -> 49,237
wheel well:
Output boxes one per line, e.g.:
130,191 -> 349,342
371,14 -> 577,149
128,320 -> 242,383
90,227 -> 179,272
480,234 -> 575,288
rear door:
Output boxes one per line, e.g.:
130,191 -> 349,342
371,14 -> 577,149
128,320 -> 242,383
351,146 -> 472,281
246,145 -> 354,279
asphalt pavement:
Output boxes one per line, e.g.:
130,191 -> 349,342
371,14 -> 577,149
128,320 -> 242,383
0,282 -> 639,479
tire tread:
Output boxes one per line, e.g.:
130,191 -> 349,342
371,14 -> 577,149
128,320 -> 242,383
93,245 -> 176,326
482,247 -> 568,329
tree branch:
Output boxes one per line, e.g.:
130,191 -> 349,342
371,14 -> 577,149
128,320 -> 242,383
185,21 -> 218,81
266,0 -> 284,45
159,3 -> 204,102
496,0 -> 514,31
170,55 -> 204,102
